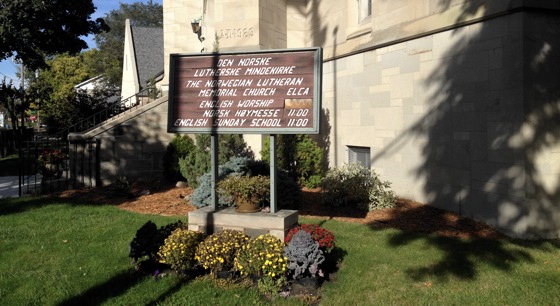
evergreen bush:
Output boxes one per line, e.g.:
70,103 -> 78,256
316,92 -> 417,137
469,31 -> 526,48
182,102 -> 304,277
188,157 -> 252,208
188,157 -> 301,210
178,134 -> 254,188
162,135 -> 195,182
261,134 -> 325,188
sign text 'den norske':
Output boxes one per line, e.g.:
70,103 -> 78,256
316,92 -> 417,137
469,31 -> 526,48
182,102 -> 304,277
168,48 -> 321,134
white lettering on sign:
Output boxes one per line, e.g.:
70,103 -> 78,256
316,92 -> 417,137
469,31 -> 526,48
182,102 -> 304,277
203,109 -> 230,117
256,77 -> 303,87
244,66 -> 295,75
205,79 -> 253,87
242,88 -> 276,96
194,68 -> 241,77
250,118 -> 282,127
174,118 -> 209,127
212,118 -> 247,127
286,118 -> 309,127
287,87 -> 310,96
199,100 -> 234,108
286,108 -> 309,117
235,109 -> 281,117
236,99 -> 274,107
198,88 -> 238,97
216,59 -> 234,66
238,57 -> 272,66
186,80 -> 201,87
170,49 -> 319,132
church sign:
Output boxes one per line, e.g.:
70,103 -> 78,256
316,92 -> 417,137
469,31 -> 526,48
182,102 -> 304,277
168,47 -> 322,134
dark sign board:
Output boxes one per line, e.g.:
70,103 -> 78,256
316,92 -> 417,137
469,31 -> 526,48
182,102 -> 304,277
167,47 -> 322,134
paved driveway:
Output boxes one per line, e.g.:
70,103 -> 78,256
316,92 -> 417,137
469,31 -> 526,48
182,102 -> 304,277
0,175 -> 42,198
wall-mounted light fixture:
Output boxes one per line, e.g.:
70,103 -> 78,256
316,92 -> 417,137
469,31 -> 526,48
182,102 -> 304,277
191,17 -> 204,41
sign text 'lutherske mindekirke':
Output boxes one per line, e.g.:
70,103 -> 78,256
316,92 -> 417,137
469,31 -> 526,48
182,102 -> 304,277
168,48 -> 322,134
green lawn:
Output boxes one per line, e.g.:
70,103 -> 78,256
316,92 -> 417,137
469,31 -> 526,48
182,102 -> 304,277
0,153 -> 38,176
1,196 -> 560,305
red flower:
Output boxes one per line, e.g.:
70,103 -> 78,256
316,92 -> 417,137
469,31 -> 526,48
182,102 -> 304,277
285,224 -> 335,253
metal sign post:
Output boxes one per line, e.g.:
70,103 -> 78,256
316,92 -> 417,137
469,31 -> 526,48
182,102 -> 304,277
270,134 -> 278,213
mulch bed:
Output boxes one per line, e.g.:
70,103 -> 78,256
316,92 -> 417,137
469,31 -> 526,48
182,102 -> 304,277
56,179 -> 505,240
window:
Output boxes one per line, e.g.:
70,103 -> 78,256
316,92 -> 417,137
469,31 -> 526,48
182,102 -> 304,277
358,0 -> 372,23
348,146 -> 371,169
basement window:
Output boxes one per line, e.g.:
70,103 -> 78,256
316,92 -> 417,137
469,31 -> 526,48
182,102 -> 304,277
347,146 -> 371,169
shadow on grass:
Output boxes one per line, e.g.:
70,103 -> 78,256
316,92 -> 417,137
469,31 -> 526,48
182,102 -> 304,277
0,179 -> 179,216
58,270 -> 145,306
387,231 -> 532,281
0,196 -> 60,216
58,263 -> 201,306
366,203 -> 560,282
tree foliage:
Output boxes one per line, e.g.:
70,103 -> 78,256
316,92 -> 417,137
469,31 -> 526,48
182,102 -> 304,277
0,0 -> 108,71
0,78 -> 24,131
35,51 -> 117,132
93,0 -> 163,86
178,134 -> 255,187
261,134 -> 326,188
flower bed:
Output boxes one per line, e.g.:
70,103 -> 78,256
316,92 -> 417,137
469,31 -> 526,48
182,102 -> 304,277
128,221 -> 342,300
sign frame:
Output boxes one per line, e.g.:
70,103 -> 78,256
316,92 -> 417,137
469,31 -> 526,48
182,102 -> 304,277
167,47 -> 322,134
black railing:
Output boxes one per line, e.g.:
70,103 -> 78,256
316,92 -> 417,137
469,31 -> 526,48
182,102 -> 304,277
11,87 -> 161,196
54,86 -> 162,140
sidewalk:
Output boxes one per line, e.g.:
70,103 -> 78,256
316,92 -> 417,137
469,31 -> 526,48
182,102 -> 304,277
0,176 -> 20,198
0,175 -> 42,199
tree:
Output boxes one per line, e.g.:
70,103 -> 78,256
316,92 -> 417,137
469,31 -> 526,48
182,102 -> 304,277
0,0 -> 108,71
93,0 -> 163,86
0,78 -> 23,131
37,51 -> 117,132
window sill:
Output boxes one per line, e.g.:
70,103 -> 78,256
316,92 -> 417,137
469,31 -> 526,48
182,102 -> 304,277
346,27 -> 372,40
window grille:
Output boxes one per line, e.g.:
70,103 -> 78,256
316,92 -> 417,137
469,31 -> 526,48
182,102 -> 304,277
348,146 -> 371,168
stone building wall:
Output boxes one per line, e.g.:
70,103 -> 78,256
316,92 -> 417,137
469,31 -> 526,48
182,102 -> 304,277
73,97 -> 173,185
154,0 -> 560,238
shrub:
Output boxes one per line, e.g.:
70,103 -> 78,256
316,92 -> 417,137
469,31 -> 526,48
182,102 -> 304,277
285,224 -> 335,253
162,135 -> 196,182
234,234 -> 287,280
367,171 -> 397,211
189,157 -> 301,210
217,174 -> 270,207
178,134 -> 254,188
158,229 -> 205,274
195,229 -> 249,275
129,220 -> 185,264
320,163 -> 397,211
261,134 -> 325,188
320,163 -> 372,209
188,157 -> 252,208
284,230 -> 325,279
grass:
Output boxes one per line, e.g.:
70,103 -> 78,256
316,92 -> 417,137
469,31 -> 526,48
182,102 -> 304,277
0,153 -> 38,176
1,196 -> 560,305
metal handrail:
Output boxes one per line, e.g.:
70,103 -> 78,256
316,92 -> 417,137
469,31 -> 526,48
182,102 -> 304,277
54,87 -> 162,140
